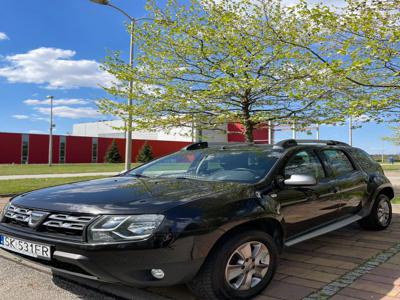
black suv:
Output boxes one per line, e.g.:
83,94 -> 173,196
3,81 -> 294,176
0,139 -> 394,300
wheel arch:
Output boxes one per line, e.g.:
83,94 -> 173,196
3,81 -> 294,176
208,217 -> 285,256
378,186 -> 394,200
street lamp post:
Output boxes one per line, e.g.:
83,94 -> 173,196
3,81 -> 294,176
47,95 -> 54,167
90,0 -> 148,171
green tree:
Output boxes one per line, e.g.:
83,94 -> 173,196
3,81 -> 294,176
136,142 -> 154,163
99,0 -> 350,142
290,0 -> 400,122
104,140 -> 122,163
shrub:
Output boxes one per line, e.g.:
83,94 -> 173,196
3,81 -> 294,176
136,142 -> 154,163
104,140 -> 122,163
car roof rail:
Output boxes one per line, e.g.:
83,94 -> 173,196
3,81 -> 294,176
274,139 -> 349,149
183,142 -> 209,151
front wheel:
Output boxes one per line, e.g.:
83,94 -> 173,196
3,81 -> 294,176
358,194 -> 392,230
187,230 -> 278,300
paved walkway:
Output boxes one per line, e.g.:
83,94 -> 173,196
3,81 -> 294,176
0,172 -> 118,180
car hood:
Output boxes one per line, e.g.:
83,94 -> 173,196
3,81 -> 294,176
10,176 -> 244,215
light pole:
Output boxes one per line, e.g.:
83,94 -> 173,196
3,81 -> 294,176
90,0 -> 152,171
47,95 -> 54,167
348,116 -> 353,146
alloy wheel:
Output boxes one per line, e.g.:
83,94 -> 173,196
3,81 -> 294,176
224,241 -> 270,291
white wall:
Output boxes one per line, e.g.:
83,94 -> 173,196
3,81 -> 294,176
72,120 -> 193,142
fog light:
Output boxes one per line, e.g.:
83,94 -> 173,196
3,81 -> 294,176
151,269 -> 165,279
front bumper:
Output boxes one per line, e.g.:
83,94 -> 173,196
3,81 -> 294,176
0,224 -> 204,287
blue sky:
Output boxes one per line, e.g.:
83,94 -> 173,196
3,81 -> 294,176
0,0 -> 396,154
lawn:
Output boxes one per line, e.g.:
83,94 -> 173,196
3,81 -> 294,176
0,163 -> 141,176
0,176 -> 107,196
381,163 -> 400,171
393,196 -> 400,204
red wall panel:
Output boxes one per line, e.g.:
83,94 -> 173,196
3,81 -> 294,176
227,122 -> 269,144
28,134 -> 60,164
0,133 -> 22,164
132,140 -> 190,162
65,136 -> 92,163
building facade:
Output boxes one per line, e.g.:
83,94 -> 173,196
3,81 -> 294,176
72,120 -> 270,144
0,122 -> 270,164
0,132 -> 190,164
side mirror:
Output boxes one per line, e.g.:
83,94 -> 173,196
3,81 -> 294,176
284,174 -> 317,186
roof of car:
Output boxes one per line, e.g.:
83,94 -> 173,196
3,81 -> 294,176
183,139 -> 351,152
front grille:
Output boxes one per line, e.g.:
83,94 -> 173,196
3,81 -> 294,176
3,204 -> 96,239
5,205 -> 32,223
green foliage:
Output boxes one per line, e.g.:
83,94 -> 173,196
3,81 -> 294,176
98,0 -> 400,141
383,126 -> 400,146
136,142 -> 154,163
104,140 -> 122,163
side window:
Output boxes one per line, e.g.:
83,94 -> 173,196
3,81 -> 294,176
284,150 -> 325,179
323,150 -> 355,176
348,148 -> 376,172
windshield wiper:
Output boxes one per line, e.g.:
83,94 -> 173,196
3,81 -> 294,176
128,173 -> 150,178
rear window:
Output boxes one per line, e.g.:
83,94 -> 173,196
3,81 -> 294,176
322,149 -> 355,176
348,148 -> 378,172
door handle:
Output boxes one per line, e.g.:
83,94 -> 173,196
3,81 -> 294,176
332,187 -> 340,193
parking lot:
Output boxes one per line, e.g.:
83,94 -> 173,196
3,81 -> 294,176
1,202 -> 400,300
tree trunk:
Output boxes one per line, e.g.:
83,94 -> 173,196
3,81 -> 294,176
244,119 -> 254,143
242,97 -> 254,143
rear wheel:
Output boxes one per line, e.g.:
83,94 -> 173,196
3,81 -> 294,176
187,230 -> 278,300
358,194 -> 392,230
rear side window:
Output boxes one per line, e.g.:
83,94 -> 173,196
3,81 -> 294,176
322,149 -> 355,176
348,148 -> 377,172
284,150 -> 325,179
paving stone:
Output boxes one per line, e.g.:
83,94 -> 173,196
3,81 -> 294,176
262,281 -> 314,300
329,295 -> 359,300
371,267 -> 400,279
280,276 -> 326,289
306,257 -> 358,270
339,287 -> 389,299
350,279 -> 400,296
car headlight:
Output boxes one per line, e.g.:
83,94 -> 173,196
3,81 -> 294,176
0,202 -> 10,223
88,214 -> 164,243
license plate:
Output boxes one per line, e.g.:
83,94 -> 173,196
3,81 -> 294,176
0,235 -> 51,260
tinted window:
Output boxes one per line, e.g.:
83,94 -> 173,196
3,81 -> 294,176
21,134 -> 29,164
348,148 -> 377,172
284,150 -> 325,179
323,150 -> 355,176
128,148 -> 282,183
59,136 -> 66,163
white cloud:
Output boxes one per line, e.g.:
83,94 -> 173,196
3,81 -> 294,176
28,130 -> 46,134
24,98 -> 89,106
12,114 -> 30,120
34,106 -> 102,119
0,32 -> 8,40
0,47 -> 114,89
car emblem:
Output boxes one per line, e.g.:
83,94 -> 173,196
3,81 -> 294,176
28,211 -> 50,228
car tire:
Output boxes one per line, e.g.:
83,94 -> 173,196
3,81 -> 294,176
187,230 -> 278,300
358,194 -> 392,230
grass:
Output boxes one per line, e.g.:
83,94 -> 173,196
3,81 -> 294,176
381,164 -> 400,171
392,196 -> 400,204
0,176 -> 106,196
0,163 -> 142,176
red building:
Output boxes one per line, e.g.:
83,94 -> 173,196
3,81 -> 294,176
0,124 -> 270,164
0,132 -> 191,164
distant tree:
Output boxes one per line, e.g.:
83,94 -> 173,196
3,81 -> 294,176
136,142 -> 154,163
104,140 -> 122,163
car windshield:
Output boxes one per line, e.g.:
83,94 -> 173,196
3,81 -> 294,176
126,147 -> 282,183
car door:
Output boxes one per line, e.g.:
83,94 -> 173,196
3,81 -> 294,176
273,149 -> 339,238
320,149 -> 368,217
